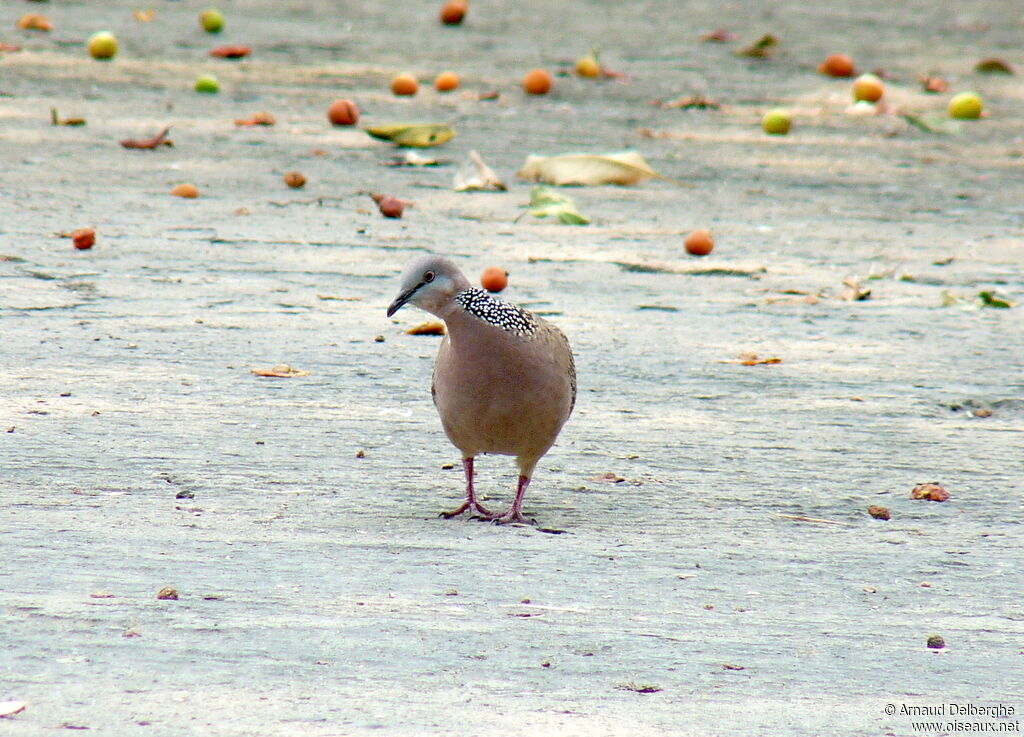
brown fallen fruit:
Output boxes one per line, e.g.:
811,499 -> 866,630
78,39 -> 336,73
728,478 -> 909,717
71,228 -> 95,250
283,171 -> 307,188
171,183 -> 199,198
910,483 -> 949,502
156,587 -> 179,600
867,505 -> 890,521
378,196 -> 404,218
327,98 -> 359,126
926,634 -> 945,649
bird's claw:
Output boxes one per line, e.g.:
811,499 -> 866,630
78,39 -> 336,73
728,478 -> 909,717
440,500 -> 494,519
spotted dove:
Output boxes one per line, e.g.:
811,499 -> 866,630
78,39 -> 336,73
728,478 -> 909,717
386,255 -> 576,524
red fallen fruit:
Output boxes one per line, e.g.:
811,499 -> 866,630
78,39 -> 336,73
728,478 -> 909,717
440,0 -> 467,25
210,45 -> 250,59
71,228 -> 95,250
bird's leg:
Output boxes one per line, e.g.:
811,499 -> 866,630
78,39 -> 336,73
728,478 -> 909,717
440,457 -> 494,518
490,475 -> 534,525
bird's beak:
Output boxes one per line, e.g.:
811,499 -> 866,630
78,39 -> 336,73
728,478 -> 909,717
386,285 -> 418,317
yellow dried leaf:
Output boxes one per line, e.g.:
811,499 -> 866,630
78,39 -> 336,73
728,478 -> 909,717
406,321 -> 446,335
364,123 -> 455,148
251,364 -> 312,378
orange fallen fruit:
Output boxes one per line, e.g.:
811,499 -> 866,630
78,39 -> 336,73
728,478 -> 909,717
283,171 -> 307,188
434,71 -> 459,92
171,183 -> 199,198
71,228 -> 95,250
684,229 -> 714,256
523,68 -> 552,95
852,73 -> 884,103
818,53 -> 855,78
391,73 -> 418,96
480,266 -> 508,292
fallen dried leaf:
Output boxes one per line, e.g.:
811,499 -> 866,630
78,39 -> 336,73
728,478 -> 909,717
0,43 -> 23,54
974,58 -> 1014,75
700,28 -> 738,42
910,483 -> 949,502
364,123 -> 455,148
234,111 -> 275,126
156,587 -> 179,600
517,186 -> 589,225
17,14 -> 53,31
133,9 -> 155,22
251,364 -> 312,378
51,108 -> 86,126
616,682 -> 662,694
406,321 -> 446,335
777,514 -> 852,526
454,150 -> 506,191
89,591 -> 115,599
840,278 -> 871,301
657,94 -> 721,110
868,505 -> 891,521
902,114 -> 961,135
120,125 -> 172,149
588,472 -> 625,483
517,151 -> 668,186
978,290 -> 1016,308
719,352 -> 782,366
918,74 -> 948,93
210,45 -> 251,59
382,150 -> 441,167
0,700 -> 27,718
735,34 -> 778,58
477,89 -> 501,101
722,663 -> 745,671
969,407 -> 993,418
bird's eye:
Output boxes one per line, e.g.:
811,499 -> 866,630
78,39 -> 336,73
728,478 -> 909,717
423,271 -> 435,283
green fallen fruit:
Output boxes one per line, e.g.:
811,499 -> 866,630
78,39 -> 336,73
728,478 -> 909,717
199,9 -> 224,33
762,109 -> 791,135
194,74 -> 220,93
87,31 -> 118,60
948,92 -> 983,120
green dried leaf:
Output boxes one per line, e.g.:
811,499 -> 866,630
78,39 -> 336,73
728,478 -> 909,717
735,34 -> 778,58
520,186 -> 590,225
978,291 -> 1016,308
902,114 -> 962,135
364,123 -> 455,148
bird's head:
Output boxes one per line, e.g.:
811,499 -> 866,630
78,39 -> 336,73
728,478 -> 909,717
386,254 -> 470,318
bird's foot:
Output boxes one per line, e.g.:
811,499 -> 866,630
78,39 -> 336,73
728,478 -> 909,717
440,500 -> 494,519
487,508 -> 535,526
